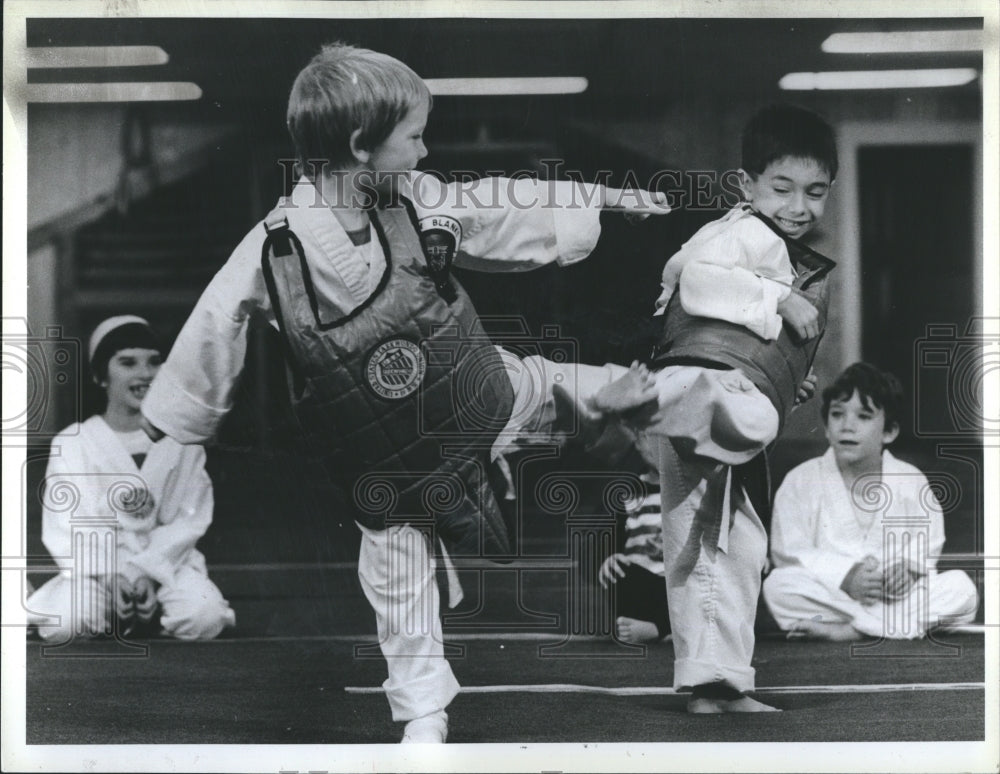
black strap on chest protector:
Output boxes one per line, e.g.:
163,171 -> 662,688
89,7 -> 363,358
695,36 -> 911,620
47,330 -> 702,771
260,210 -> 307,390
750,211 -> 836,291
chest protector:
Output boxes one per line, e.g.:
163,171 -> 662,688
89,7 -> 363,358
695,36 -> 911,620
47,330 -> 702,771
261,198 -> 515,557
653,212 -> 836,431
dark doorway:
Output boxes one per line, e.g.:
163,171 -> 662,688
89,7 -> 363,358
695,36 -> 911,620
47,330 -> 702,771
858,144 -> 976,449
858,144 -> 982,557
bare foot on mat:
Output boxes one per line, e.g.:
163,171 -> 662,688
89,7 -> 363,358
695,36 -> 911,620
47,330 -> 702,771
786,619 -> 862,642
688,695 -> 781,713
616,616 -> 662,644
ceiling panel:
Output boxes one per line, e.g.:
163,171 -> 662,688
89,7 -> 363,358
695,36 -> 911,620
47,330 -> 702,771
26,16 -> 984,108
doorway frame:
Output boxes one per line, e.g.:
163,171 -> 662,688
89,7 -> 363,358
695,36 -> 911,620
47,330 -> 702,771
835,120 -> 983,365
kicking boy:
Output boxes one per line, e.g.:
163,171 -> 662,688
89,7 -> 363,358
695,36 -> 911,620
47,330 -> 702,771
139,43 -> 666,742
763,362 -> 979,640
579,104 -> 837,712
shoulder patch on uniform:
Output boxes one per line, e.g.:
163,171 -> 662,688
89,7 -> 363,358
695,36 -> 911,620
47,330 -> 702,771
418,215 -> 462,274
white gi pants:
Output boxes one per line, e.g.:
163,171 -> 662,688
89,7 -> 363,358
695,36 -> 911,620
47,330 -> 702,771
356,523 -> 460,722
349,353 -> 608,724
645,366 -> 779,465
658,439 -> 768,692
763,566 -> 978,639
510,357 -> 776,691
27,566 -> 235,642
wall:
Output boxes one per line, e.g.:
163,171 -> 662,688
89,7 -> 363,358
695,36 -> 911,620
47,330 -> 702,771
25,104 -> 240,437
27,103 -> 236,231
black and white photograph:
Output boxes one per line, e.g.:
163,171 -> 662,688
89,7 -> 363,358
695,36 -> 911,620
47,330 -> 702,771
2,1 -> 997,772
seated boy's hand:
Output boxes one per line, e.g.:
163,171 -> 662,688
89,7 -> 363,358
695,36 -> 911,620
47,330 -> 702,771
882,561 -> 920,601
132,576 -> 159,623
599,554 -> 631,588
840,555 -> 881,606
777,289 -> 820,341
113,574 -> 136,622
602,188 -> 672,222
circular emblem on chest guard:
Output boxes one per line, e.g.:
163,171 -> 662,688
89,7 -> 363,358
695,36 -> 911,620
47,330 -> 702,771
365,338 -> 427,400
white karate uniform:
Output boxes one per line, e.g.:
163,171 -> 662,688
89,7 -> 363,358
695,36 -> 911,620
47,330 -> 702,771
658,441 -> 768,691
517,207 -> 798,693
141,174 -> 606,722
763,449 -> 978,638
641,206 -> 801,692
27,415 -> 236,641
644,205 -> 797,463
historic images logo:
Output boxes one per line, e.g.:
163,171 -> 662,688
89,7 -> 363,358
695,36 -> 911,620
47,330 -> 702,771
365,338 -> 426,400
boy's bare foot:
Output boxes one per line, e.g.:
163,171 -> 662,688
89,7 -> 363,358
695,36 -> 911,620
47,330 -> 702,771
590,361 -> 658,415
401,710 -> 448,743
687,695 -> 781,713
786,619 -> 863,641
553,382 -> 607,447
687,681 -> 781,714
616,616 -> 662,644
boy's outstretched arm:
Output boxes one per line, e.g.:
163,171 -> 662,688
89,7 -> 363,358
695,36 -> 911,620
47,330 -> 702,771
412,173 -> 668,272
601,187 -> 671,219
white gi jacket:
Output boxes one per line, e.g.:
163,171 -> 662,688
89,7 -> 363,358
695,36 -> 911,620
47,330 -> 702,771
37,415 -> 215,588
654,205 -> 795,341
770,448 -> 947,589
143,174 -> 604,442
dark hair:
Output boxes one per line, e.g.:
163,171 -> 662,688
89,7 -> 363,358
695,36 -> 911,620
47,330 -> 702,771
821,362 -> 904,431
287,42 -> 431,170
741,104 -> 838,181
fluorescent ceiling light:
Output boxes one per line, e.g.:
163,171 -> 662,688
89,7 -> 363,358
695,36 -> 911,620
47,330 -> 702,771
27,46 -> 169,68
822,30 -> 983,54
425,77 -> 588,96
779,68 -> 978,90
27,82 -> 202,103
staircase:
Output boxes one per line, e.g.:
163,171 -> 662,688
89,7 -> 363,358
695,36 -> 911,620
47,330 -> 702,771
68,151 -> 258,340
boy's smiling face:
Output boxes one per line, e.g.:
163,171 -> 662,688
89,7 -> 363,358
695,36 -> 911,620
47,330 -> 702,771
740,156 -> 832,239
367,96 -> 429,177
824,390 -> 899,470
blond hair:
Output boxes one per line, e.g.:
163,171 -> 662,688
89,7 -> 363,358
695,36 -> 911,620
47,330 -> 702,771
286,43 -> 430,171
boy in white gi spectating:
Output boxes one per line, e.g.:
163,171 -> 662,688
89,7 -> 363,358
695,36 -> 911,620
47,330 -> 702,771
139,43 -> 667,743
28,316 -> 236,642
763,362 -> 978,640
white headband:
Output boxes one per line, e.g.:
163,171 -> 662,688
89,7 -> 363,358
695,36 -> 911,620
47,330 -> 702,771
88,315 -> 151,361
